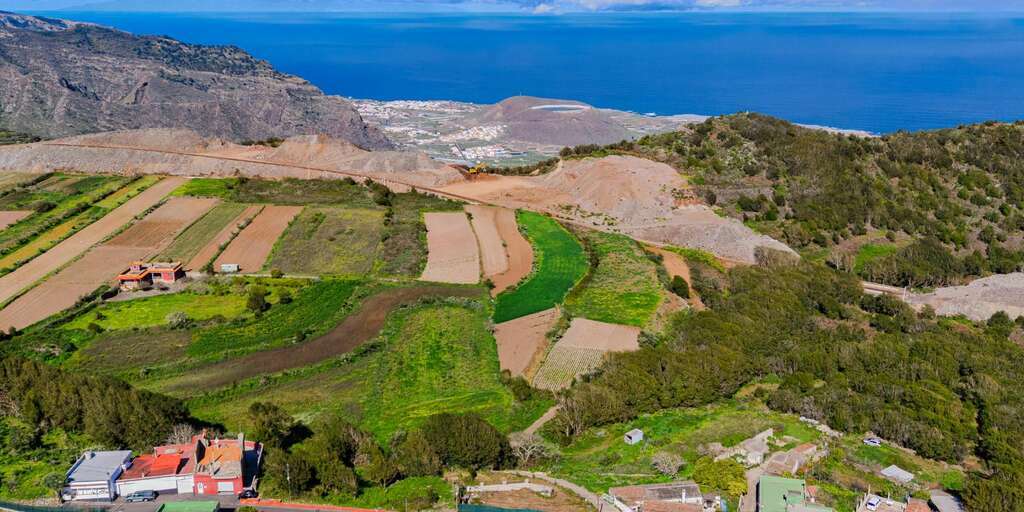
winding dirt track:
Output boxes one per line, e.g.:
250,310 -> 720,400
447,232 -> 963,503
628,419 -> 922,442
0,176 -> 183,306
490,207 -> 533,295
168,285 -> 483,392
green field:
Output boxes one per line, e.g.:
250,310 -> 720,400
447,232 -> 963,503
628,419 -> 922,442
174,177 -> 376,207
853,243 -> 900,273
268,207 -> 384,276
188,300 -> 551,439
157,202 -> 249,263
63,293 -> 248,331
493,211 -> 588,323
565,230 -> 662,326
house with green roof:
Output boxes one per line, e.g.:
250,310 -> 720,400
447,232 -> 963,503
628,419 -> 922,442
757,475 -> 833,512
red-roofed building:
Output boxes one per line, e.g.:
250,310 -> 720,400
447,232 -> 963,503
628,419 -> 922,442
116,431 -> 262,497
117,261 -> 184,291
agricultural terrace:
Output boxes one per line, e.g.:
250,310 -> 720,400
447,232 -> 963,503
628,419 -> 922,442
268,206 -> 384,276
157,202 -> 249,263
62,292 -> 247,332
186,299 -> 552,439
493,211 -> 588,322
377,192 -> 464,276
565,230 -> 662,326
173,176 -> 376,206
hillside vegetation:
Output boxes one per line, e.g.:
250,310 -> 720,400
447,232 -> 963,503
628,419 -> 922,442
568,115 -> 1024,287
547,260 -> 1024,510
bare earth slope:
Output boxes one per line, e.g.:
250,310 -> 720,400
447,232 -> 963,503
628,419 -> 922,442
0,129 -> 463,188
0,12 -> 390,149
908,273 -> 1024,322
442,156 -> 795,264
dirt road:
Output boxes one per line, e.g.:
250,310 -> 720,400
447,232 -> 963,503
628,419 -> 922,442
0,176 -> 183,306
167,285 -> 483,391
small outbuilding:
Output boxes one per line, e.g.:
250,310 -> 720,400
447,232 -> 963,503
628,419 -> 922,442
880,465 -> 915,484
219,263 -> 240,274
624,428 -> 644,445
61,450 -> 133,502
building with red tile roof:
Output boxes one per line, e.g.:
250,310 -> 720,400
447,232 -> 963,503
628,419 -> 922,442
116,431 -> 261,497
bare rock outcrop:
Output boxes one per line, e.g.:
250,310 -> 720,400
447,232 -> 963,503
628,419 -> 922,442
0,12 -> 391,149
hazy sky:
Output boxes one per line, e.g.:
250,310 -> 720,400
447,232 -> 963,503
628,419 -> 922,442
3,0 -> 1023,12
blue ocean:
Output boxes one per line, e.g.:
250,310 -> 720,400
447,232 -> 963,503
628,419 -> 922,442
40,11 -> 1024,134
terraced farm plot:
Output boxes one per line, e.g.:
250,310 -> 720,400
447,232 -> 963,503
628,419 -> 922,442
565,230 -> 663,326
187,300 -> 551,439
466,205 -> 509,277
64,293 -> 247,331
0,176 -> 183,307
490,207 -> 533,295
95,175 -> 162,209
157,202 -> 249,264
377,192 -> 463,276
214,205 -> 302,273
0,172 -> 35,190
493,211 -> 588,323
494,307 -> 560,377
185,205 -> 262,271
267,206 -> 384,275
420,211 -> 480,284
0,210 -> 30,230
0,195 -> 215,330
532,317 -> 640,390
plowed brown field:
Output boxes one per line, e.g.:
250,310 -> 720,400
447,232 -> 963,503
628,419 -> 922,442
420,211 -> 480,284
214,205 -> 302,273
0,210 -> 30,230
490,208 -> 533,295
494,307 -> 559,377
0,176 -> 183,306
186,205 -> 263,270
0,196 -> 216,330
466,205 -> 508,278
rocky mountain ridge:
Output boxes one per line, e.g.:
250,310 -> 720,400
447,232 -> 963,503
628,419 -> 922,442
0,12 -> 392,149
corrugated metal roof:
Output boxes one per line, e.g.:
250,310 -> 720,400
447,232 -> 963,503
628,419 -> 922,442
66,451 -> 132,483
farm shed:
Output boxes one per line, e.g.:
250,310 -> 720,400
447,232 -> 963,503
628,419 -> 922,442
219,263 -> 240,273
61,450 -> 133,502
880,465 -> 914,484
624,429 -> 644,445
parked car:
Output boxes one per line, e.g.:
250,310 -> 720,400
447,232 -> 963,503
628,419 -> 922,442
238,488 -> 258,499
863,437 -> 882,447
124,490 -> 158,503
866,496 -> 881,511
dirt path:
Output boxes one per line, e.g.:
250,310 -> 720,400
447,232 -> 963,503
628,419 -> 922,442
168,285 -> 483,391
646,246 -> 704,310
520,405 -> 561,436
186,205 -> 264,270
420,211 -> 480,284
490,207 -> 533,295
0,176 -> 183,306
0,210 -> 30,230
0,196 -> 215,330
214,205 -> 302,273
466,205 -> 509,278
494,307 -> 560,377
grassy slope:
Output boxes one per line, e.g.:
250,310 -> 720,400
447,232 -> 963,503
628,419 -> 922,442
188,300 -> 550,438
493,211 -> 588,323
157,202 -> 248,263
565,230 -> 662,326
268,206 -> 384,276
63,293 -> 247,331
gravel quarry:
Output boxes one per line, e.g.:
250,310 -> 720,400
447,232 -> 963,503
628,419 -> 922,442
908,273 -> 1024,321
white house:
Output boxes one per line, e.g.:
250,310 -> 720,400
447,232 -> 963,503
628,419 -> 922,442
61,450 -> 133,502
624,429 -> 644,445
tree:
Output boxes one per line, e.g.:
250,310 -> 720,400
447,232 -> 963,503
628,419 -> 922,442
670,276 -> 690,299
651,451 -> 685,476
266,449 -> 315,497
42,472 -> 65,497
247,285 -> 269,314
421,413 -> 509,469
270,268 -> 284,279
392,430 -> 442,477
358,439 -> 398,487
693,456 -> 747,497
277,289 -> 293,305
165,423 -> 197,445
248,402 -> 295,448
508,432 -> 551,468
